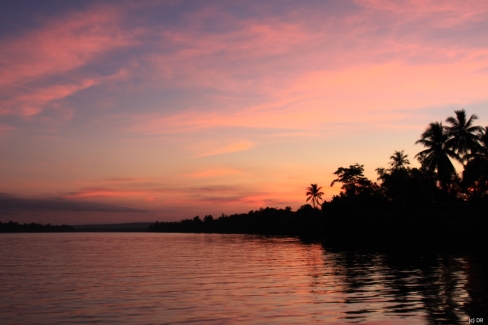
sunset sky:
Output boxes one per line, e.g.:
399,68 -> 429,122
1,0 -> 488,224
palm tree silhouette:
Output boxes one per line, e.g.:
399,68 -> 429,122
306,184 -> 324,208
331,164 -> 373,196
472,126 -> 488,159
445,109 -> 482,165
463,126 -> 488,195
415,122 -> 458,189
388,150 -> 410,170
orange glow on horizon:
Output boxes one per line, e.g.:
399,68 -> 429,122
1,0 -> 487,223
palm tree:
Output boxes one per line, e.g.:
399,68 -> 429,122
475,126 -> 488,158
388,150 -> 410,170
306,184 -> 324,208
331,164 -> 367,188
445,109 -> 482,164
331,164 -> 374,196
415,122 -> 458,189
463,126 -> 488,196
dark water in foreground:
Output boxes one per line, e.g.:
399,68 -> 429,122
0,233 -> 486,324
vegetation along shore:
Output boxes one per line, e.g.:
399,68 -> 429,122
3,110 -> 487,244
149,110 -> 488,244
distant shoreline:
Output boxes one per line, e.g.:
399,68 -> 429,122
146,204 -> 488,248
0,221 -> 152,233
73,222 -> 153,232
2,207 -> 487,248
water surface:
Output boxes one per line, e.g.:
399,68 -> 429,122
0,233 -> 486,324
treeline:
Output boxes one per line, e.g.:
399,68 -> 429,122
149,109 -> 488,242
320,108 -> 488,241
147,200 -> 487,242
148,206 -> 324,236
0,221 -> 76,233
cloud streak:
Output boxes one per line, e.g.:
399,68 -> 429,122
115,1 -> 488,140
0,5 -> 131,87
0,193 -> 147,215
0,4 -> 135,118
1,1 -> 488,223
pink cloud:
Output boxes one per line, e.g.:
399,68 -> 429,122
0,6 -> 133,87
66,189 -> 149,199
3,2 -> 488,223
1,68 -> 130,118
64,184 -> 199,205
144,11 -> 321,95
0,124 -> 16,135
0,4 -> 136,118
356,0 -> 488,16
141,2 -> 486,100
101,177 -> 167,184
0,79 -> 96,117
124,59 -> 488,138
115,2 -> 488,140
64,183 -> 188,200
125,95 -> 332,135
62,176 -> 302,207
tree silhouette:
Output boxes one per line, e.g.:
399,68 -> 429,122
463,126 -> 488,196
388,150 -> 410,170
415,122 -> 458,190
331,164 -> 374,196
306,183 -> 324,208
469,126 -> 488,160
376,165 -> 437,205
445,109 -> 482,165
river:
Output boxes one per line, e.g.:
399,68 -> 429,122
0,233 -> 486,324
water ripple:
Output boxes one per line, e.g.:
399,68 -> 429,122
0,233 -> 486,324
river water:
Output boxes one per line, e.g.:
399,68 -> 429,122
0,233 -> 486,324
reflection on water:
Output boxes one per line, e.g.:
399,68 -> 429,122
0,233 -> 486,324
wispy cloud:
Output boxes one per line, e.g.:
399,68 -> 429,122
0,124 -> 16,135
0,193 -> 146,214
0,4 -> 135,118
115,0 -> 488,141
1,79 -> 96,118
2,1 -> 488,223
356,0 -> 488,18
101,177 -> 168,185
65,188 -> 169,199
0,5 -> 131,87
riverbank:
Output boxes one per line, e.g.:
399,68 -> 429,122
147,205 -> 488,247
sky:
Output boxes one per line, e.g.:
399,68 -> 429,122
1,0 -> 488,225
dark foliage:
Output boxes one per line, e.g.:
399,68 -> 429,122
149,109 -> 488,243
0,221 -> 76,232
149,205 -> 324,236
